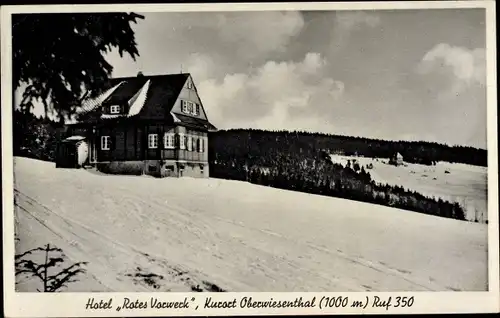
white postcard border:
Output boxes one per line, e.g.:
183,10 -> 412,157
2,1 -> 499,316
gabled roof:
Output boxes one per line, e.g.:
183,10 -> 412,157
76,73 -> 216,131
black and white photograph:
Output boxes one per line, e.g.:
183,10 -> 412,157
2,1 -> 499,316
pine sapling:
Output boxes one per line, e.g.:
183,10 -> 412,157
15,244 -> 88,292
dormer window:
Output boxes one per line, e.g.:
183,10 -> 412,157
110,105 -> 120,114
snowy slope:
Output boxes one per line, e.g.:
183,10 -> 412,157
13,157 -> 488,292
330,155 -> 488,222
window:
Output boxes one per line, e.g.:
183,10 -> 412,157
179,133 -> 186,149
181,100 -> 189,113
198,138 -> 205,152
101,136 -> 110,150
164,133 -> 175,149
187,80 -> 193,89
148,134 -> 158,149
110,105 -> 120,114
181,100 -> 200,116
187,136 -> 193,151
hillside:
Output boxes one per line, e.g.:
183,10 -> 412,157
329,155 -> 488,222
11,116 -> 485,221
14,157 -> 487,292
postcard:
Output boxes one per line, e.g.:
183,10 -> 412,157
2,1 -> 498,316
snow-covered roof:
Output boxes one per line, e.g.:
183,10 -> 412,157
78,82 -> 124,114
127,80 -> 150,117
101,114 -> 123,119
63,135 -> 86,141
72,73 -> 217,131
170,112 -> 181,123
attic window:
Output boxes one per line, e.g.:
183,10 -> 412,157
110,105 -> 120,114
181,100 -> 200,116
187,80 -> 193,89
181,100 -> 189,113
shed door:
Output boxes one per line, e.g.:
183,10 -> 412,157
89,138 -> 97,163
57,143 -> 77,168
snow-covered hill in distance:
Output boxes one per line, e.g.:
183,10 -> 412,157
329,155 -> 488,223
13,157 -> 487,292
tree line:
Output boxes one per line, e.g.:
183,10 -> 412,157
13,110 -> 62,162
208,129 -> 486,167
208,129 -> 475,221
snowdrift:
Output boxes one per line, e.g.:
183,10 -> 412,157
13,157 -> 487,292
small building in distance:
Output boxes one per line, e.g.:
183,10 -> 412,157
389,152 -> 404,166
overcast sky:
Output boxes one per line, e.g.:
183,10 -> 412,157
27,9 -> 488,149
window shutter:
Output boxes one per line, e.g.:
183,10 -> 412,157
182,100 -> 188,113
110,135 -> 115,151
174,134 -> 180,148
195,104 -> 200,116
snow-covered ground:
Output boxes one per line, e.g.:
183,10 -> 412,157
330,155 -> 488,222
13,157 -> 487,292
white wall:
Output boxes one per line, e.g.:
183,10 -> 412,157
77,141 -> 89,166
